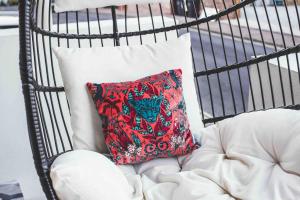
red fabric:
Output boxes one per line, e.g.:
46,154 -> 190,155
87,69 -> 196,164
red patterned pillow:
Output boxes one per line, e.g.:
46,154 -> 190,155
87,69 -> 196,164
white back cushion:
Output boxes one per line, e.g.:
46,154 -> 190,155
53,33 -> 204,153
54,0 -> 169,12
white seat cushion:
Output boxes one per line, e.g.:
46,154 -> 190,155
50,150 -> 136,200
50,109 -> 300,200
180,109 -> 300,200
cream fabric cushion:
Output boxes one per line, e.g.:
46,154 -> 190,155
50,109 -> 300,200
54,0 -> 169,12
50,150 -> 136,200
131,109 -> 300,200
53,34 -> 204,153
179,109 -> 300,200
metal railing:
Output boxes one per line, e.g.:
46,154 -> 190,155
0,24 -> 18,29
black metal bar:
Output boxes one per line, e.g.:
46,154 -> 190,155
203,104 -> 300,124
124,5 -> 129,45
260,0 -> 286,107
159,3 -> 168,41
283,0 -> 297,105
292,0 -> 300,86
35,0 -> 60,155
222,0 -> 240,114
41,0 -> 66,153
169,0 -> 179,37
48,0 -> 72,150
65,11 -> 69,47
272,1 -> 292,105
240,3 -> 258,110
148,4 -> 157,43
111,6 -> 120,46
191,1 -> 205,121
75,11 -> 81,47
96,8 -> 104,46
0,25 -> 19,29
30,0 -> 255,40
252,4 -> 270,109
19,0 -> 58,199
31,3 -> 54,158
195,45 -> 300,77
213,0 -> 239,114
136,4 -> 143,45
200,0 -> 225,117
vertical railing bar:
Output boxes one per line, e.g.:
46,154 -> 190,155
272,1 -> 293,105
212,0 -> 239,114
31,25 -> 54,157
181,0 -> 189,32
252,3 -> 275,108
237,3 -> 257,111
124,5 -> 129,45
38,49 -> 59,154
96,8 -> 104,47
57,13 -> 69,126
32,22 -> 52,157
260,0 -> 286,106
41,0 -> 65,152
222,0 -> 246,114
283,0 -> 296,104
56,13 -> 60,46
43,0 -> 66,152
283,0 -> 296,46
169,0 -> 179,37
35,93 -> 52,158
159,3 -> 168,41
86,8 -> 92,47
44,74 -> 61,153
235,1 -> 262,111
232,1 -> 261,111
293,0 -> 300,30
31,2 -> 39,84
190,0 -> 206,121
240,8 -> 259,111
181,0 -> 205,117
61,11 -> 71,114
148,4 -> 157,43
32,1 -> 53,159
65,12 -> 69,47
200,0 -> 225,116
48,0 -> 72,150
292,0 -> 300,85
75,11 -> 81,47
191,1 -> 215,118
35,0 -> 59,154
111,6 -> 120,46
136,5 -> 143,45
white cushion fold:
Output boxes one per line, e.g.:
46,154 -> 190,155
54,0 -> 169,13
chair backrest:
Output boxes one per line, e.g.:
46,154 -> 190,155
19,0 -> 300,198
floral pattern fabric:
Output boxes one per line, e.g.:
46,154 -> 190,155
87,69 -> 196,165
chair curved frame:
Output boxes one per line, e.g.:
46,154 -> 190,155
19,0 -> 300,199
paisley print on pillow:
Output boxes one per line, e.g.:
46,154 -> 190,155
87,69 -> 196,164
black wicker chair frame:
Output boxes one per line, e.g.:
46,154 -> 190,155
19,0 -> 300,199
